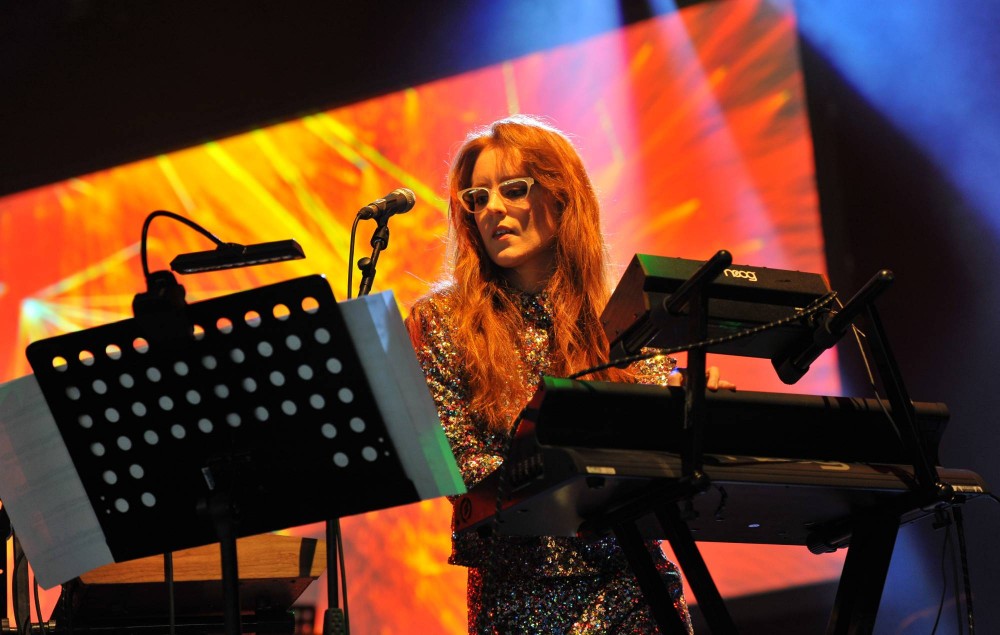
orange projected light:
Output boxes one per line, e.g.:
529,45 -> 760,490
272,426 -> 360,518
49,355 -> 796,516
0,0 -> 843,631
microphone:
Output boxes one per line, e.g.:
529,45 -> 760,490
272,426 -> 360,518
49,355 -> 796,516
771,270 -> 894,384
357,188 -> 416,220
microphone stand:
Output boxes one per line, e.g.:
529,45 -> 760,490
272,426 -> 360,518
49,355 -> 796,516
325,215 -> 393,635
356,220 -> 390,298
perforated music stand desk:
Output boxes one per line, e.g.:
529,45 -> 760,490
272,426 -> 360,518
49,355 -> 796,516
18,275 -> 463,630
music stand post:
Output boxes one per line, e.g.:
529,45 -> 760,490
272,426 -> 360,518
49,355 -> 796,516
24,275 -> 433,635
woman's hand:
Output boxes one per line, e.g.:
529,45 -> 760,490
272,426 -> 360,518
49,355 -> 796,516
666,366 -> 737,391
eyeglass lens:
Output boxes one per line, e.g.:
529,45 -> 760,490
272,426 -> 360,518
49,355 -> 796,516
461,179 -> 532,212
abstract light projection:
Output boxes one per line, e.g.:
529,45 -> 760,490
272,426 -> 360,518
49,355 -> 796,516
0,0 -> 844,630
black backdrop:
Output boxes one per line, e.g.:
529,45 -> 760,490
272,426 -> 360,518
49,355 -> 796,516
0,0 -> 698,198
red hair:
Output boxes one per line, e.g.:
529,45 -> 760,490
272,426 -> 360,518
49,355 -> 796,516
414,115 -> 631,432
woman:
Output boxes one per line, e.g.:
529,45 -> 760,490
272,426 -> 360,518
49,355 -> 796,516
407,115 -> 726,633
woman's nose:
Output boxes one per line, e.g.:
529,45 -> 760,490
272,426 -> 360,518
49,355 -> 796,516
484,188 -> 506,214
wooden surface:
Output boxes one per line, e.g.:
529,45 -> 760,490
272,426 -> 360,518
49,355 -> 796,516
80,533 -> 326,584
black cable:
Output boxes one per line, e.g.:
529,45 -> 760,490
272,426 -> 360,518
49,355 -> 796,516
32,574 -> 47,635
951,515 -> 964,635
13,535 -> 29,635
712,485 -> 728,521
332,213 -> 364,634
139,210 -> 225,278
954,507 -> 975,634
844,301 -> 904,446
346,214 -> 363,299
570,291 -> 838,379
11,546 -> 21,635
930,515 -> 952,635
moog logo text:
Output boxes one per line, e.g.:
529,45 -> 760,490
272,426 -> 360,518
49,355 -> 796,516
724,268 -> 757,282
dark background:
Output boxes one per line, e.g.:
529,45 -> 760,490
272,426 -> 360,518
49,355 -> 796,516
3,1 -> 997,632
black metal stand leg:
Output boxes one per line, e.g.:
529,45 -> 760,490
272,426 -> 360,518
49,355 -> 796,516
323,518 -> 347,635
682,291 -> 708,480
614,521 -> 689,635
219,537 -> 241,635
865,303 -> 942,494
826,516 -> 899,635
664,249 -> 730,480
655,504 -> 737,634
205,492 -> 242,635
164,551 -> 176,635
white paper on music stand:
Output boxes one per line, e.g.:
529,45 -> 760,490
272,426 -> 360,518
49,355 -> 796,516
0,374 -> 114,588
339,291 -> 465,499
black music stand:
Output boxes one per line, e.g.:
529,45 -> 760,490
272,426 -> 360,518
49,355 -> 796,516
16,274 -> 462,635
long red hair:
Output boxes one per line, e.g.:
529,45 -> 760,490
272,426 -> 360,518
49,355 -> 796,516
416,115 -> 631,432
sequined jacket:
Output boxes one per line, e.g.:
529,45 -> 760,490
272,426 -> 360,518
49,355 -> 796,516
406,286 -> 673,576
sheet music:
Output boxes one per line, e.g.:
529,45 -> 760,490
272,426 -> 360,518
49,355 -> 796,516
0,374 -> 114,589
339,291 -> 465,499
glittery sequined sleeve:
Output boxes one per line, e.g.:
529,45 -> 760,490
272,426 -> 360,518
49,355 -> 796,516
632,352 -> 678,387
405,291 -> 506,490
